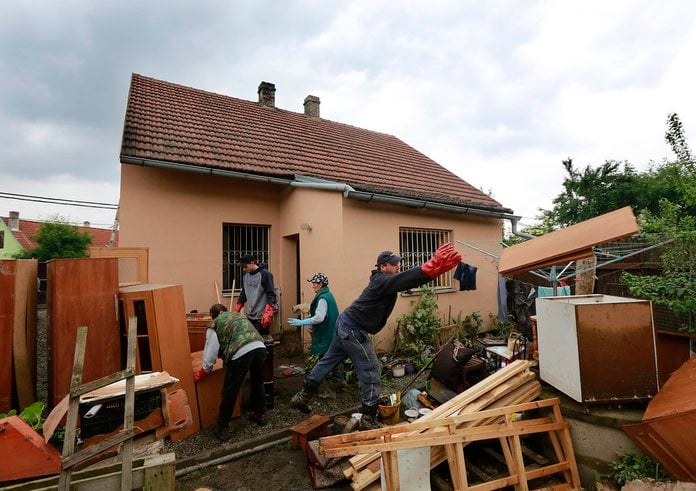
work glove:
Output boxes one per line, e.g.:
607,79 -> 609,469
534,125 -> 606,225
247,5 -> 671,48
193,367 -> 209,383
421,242 -> 462,279
234,303 -> 244,313
288,317 -> 313,327
261,303 -> 276,329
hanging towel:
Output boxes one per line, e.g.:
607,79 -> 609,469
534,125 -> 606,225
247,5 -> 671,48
537,285 -> 572,297
453,262 -> 477,291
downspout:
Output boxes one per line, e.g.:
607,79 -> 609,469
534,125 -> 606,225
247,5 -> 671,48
509,216 -> 536,240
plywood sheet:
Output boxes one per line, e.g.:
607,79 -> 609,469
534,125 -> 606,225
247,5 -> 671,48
12,259 -> 38,408
47,258 -> 120,407
499,206 -> 639,275
0,261 -> 16,413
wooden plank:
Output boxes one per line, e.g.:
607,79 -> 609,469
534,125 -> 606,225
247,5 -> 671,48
62,429 -> 135,469
0,260 -> 16,413
381,450 -> 400,491
58,326 -> 88,490
121,317 -> 137,491
13,260 -> 38,408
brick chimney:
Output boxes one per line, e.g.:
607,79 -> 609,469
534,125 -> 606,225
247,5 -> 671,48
303,95 -> 320,118
8,211 -> 19,231
258,82 -> 276,108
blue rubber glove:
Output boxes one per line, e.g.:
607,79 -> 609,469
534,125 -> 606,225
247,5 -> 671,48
288,317 -> 313,327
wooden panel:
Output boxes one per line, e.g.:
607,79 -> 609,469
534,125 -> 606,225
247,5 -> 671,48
191,351 -> 240,428
0,416 -> 62,482
576,300 -> 657,402
88,247 -> 148,286
13,260 -> 38,409
655,330 -> 692,387
118,284 -> 200,440
499,206 -> 639,274
0,260 -> 17,413
47,258 -> 120,407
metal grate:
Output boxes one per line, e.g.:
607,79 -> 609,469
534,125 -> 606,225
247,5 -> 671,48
399,227 -> 452,288
223,224 -> 270,292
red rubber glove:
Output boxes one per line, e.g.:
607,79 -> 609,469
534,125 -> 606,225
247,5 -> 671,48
234,303 -> 244,313
421,243 -> 462,279
261,304 -> 276,328
193,367 -> 209,383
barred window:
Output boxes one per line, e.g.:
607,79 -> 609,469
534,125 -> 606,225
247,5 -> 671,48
399,227 -> 453,289
222,224 -> 270,293
0,230 -> 4,249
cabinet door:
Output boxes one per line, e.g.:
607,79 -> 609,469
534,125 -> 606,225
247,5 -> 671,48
118,293 -> 162,374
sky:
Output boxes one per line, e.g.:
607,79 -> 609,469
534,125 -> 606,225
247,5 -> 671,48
2,0 -> 696,230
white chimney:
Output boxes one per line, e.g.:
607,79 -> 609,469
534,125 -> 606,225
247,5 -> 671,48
8,211 -> 19,231
83,221 -> 90,228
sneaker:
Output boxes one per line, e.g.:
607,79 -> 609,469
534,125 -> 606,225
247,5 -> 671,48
214,424 -> 233,442
249,412 -> 267,426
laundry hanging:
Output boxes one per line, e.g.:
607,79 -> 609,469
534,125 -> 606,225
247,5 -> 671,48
453,262 -> 477,291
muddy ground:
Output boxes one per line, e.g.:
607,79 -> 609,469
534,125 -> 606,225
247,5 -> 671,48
170,340 -> 431,491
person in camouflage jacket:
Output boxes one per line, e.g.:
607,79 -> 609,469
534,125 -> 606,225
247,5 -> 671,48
193,304 -> 268,441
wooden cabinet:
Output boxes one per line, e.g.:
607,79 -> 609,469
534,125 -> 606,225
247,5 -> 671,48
536,294 -> 658,403
118,284 -> 200,440
47,258 -> 119,407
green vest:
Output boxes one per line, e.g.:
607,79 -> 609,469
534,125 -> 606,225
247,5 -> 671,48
309,287 -> 339,355
211,311 -> 263,363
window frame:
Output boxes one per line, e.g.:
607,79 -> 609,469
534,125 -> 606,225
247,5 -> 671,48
222,223 -> 271,294
399,227 -> 454,291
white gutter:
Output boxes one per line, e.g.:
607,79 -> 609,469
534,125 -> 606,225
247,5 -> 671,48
121,156 -> 532,238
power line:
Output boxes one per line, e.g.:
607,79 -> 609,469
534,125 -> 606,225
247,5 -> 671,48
0,191 -> 118,210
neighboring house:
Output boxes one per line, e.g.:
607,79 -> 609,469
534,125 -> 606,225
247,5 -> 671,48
0,211 -> 117,258
119,74 -> 518,348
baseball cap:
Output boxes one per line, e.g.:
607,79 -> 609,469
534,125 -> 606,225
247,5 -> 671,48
307,272 -> 328,285
376,251 -> 402,266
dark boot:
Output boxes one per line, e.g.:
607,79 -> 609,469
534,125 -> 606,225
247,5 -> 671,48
249,411 -> 267,426
290,382 -> 318,414
358,404 -> 383,431
214,423 -> 233,442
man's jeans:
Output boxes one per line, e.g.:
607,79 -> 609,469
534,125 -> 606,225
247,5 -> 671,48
305,315 -> 381,407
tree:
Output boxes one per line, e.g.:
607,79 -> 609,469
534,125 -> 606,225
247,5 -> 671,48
621,114 -> 696,330
13,219 -> 93,261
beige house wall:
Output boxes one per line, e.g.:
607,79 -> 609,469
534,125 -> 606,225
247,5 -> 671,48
119,164 -> 503,351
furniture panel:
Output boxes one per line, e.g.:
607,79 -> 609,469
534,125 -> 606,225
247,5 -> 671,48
47,258 -> 120,407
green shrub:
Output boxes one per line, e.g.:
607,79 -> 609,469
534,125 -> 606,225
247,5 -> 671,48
610,453 -> 671,486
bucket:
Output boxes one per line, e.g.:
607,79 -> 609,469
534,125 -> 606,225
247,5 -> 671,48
377,403 -> 400,425
333,415 -> 349,433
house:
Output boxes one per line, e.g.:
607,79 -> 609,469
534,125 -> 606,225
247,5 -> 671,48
0,211 -> 117,259
118,74 -> 518,348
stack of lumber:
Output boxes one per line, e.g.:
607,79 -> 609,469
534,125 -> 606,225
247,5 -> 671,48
330,360 -> 544,490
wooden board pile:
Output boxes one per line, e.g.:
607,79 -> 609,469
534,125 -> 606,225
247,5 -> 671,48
320,360 -> 581,490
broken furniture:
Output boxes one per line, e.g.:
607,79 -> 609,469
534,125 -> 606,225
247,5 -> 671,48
623,355 -> 696,482
88,246 -> 149,286
186,312 -> 212,352
47,258 -> 121,408
118,283 -> 201,440
0,259 -> 37,412
0,415 -> 62,483
335,360 -> 547,490
190,350 -> 241,428
321,397 -> 581,491
536,294 -> 658,403
290,414 -> 330,453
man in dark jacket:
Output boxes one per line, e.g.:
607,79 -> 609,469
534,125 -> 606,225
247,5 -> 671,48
193,304 -> 268,441
290,243 -> 461,428
235,255 -> 278,335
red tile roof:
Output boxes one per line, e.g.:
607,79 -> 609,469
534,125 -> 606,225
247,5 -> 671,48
1,217 -> 117,251
121,74 -> 511,213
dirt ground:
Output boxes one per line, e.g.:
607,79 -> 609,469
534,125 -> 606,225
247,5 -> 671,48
170,338 -> 431,491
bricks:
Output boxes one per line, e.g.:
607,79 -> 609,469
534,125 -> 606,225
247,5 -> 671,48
290,414 -> 330,452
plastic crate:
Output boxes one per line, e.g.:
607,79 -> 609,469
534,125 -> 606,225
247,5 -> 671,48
79,389 -> 161,439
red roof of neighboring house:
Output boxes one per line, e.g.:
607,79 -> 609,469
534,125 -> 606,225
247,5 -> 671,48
120,74 -> 511,213
1,216 -> 117,251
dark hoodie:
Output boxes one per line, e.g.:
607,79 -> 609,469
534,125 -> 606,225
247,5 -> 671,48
342,266 -> 431,334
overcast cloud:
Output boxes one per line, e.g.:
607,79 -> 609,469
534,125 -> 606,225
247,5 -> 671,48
1,0 -> 695,228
